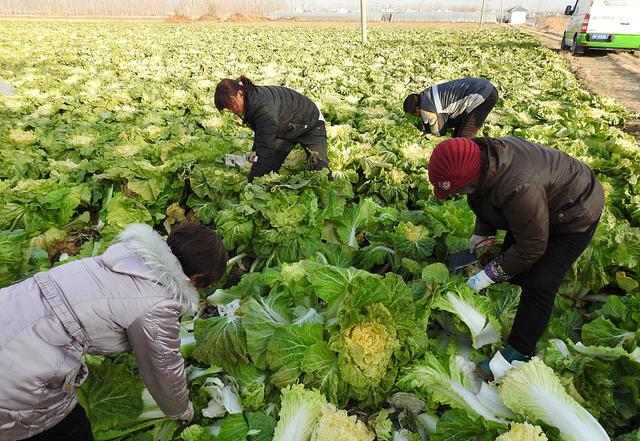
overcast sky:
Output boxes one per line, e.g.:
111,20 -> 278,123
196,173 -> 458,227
295,0 -> 573,12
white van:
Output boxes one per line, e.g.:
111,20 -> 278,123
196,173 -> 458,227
561,0 -> 640,54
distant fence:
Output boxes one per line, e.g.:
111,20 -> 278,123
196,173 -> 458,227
0,0 -> 500,23
0,0 -> 285,18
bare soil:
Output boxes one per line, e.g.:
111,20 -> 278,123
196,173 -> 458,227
536,15 -> 570,35
625,120 -> 640,139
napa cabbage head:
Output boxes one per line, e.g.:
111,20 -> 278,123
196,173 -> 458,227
330,303 -> 398,392
499,357 -> 610,441
9,129 -> 36,146
310,404 -> 374,441
347,322 -> 392,368
432,286 -> 501,349
273,384 -> 326,441
495,422 -> 548,441
398,352 -> 513,423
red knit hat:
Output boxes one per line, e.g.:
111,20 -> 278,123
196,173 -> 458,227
428,138 -> 481,199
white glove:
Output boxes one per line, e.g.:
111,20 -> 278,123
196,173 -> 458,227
469,234 -> 495,253
177,401 -> 194,423
466,270 -> 495,292
488,351 -> 514,382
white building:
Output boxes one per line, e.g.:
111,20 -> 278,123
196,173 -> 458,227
507,6 -> 528,24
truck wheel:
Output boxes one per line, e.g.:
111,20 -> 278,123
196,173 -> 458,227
560,36 -> 569,51
570,35 -> 585,55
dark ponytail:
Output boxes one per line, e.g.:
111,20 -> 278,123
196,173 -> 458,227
237,75 -> 256,90
214,76 -> 257,112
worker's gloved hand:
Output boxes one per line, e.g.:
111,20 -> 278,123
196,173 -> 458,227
466,270 -> 495,292
469,234 -> 496,253
177,401 -> 194,424
475,345 -> 531,383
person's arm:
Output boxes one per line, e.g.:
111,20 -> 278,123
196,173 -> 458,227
420,109 -> 441,135
247,104 -> 279,181
474,217 -> 497,237
487,184 -> 549,281
127,300 -> 192,421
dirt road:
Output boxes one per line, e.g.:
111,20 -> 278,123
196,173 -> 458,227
524,27 -> 640,111
521,25 -> 640,139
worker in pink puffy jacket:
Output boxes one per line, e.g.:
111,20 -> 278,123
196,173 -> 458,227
0,222 -> 228,441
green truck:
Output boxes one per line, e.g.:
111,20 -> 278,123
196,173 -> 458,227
561,0 -> 640,54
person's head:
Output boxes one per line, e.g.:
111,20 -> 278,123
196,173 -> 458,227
427,138 -> 482,200
214,76 -> 256,115
167,222 -> 228,290
403,93 -> 421,116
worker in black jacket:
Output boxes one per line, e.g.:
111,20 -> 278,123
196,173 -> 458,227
215,76 -> 330,182
404,78 -> 498,138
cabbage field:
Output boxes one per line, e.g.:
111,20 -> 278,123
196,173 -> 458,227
1,22 -> 640,441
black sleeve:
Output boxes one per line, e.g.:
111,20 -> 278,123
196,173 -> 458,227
494,184 -> 550,277
247,104 -> 279,181
474,217 -> 498,236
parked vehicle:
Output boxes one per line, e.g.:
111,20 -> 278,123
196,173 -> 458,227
561,0 -> 640,54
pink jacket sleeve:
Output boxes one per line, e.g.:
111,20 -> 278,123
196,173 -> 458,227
126,299 -> 190,419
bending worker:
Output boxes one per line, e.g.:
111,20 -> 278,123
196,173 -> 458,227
427,137 -> 604,381
0,222 -> 228,440
404,78 -> 498,138
215,76 -> 331,182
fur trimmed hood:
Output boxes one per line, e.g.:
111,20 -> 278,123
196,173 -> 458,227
102,223 -> 200,314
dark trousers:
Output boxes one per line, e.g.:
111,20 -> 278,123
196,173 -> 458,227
453,88 -> 498,138
28,404 -> 94,441
276,120 -> 329,172
248,120 -> 330,181
504,218 -> 600,356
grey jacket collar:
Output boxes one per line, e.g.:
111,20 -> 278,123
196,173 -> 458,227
103,224 -> 199,314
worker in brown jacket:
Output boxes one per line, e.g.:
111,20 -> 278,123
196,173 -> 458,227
427,137 -> 604,381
